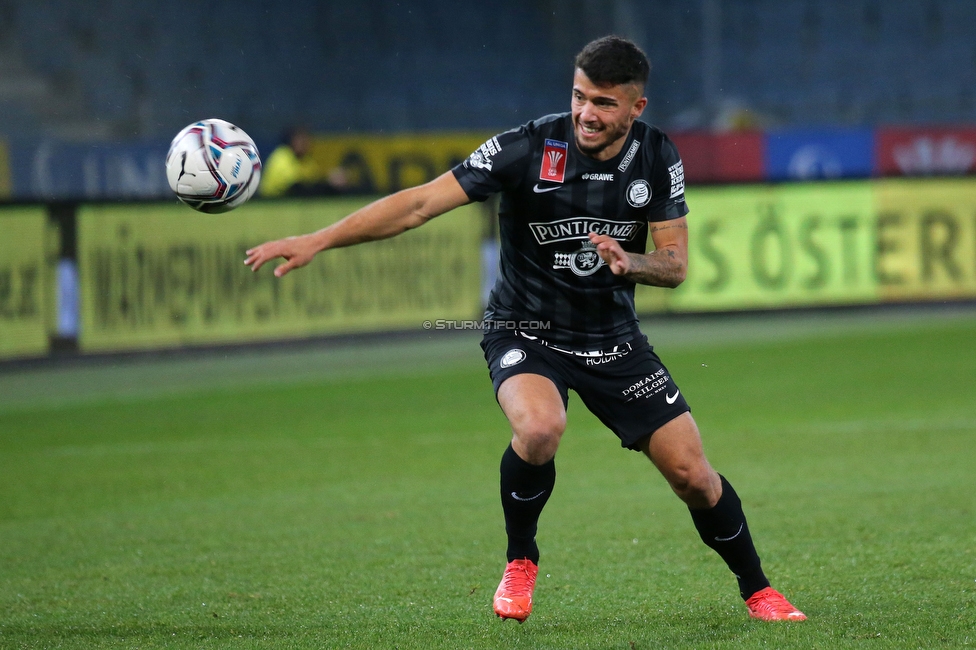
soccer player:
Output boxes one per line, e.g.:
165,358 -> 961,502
245,35 -> 805,623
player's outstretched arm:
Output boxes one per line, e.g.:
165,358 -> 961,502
589,216 -> 688,288
245,171 -> 471,277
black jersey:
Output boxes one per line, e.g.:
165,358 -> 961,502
452,113 -> 689,350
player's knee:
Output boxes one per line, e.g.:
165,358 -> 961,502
512,413 -> 565,461
521,415 -> 565,446
666,463 -> 718,508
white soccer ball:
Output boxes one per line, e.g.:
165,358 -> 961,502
165,119 -> 262,213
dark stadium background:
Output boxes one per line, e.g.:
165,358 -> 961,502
2,0 -> 974,198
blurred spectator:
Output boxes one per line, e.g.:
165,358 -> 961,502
259,127 -> 347,197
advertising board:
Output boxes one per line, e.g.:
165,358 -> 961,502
77,198 -> 484,352
0,208 -> 50,359
636,178 -> 976,313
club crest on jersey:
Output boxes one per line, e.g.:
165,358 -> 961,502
626,179 -> 651,208
540,139 -> 568,183
553,241 -> 605,277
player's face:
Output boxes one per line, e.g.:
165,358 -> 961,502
571,69 -> 647,161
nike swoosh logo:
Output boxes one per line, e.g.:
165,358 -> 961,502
510,490 -> 546,502
666,390 -> 680,404
715,523 -> 744,542
533,184 -> 561,193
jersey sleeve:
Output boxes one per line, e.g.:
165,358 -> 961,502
451,126 -> 532,202
646,134 -> 690,222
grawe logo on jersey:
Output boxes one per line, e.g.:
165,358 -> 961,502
540,139 -> 568,183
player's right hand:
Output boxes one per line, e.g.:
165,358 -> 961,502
588,232 -> 632,276
244,235 -> 317,277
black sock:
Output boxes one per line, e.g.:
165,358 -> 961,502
688,475 -> 770,599
499,444 -> 555,564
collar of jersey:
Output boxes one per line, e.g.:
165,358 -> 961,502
568,116 -> 641,171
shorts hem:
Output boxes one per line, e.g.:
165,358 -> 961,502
618,405 -> 692,451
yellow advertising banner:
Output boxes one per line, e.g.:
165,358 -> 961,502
308,133 -> 491,193
636,178 -> 976,313
73,177 -> 976,354
873,178 -> 976,301
0,208 -> 49,359
78,198 -> 484,352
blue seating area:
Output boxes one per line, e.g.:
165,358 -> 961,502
1,0 -> 974,141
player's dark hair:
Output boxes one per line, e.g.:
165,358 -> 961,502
574,36 -> 650,90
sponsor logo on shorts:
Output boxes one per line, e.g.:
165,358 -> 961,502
583,345 -> 632,366
520,336 -> 633,364
499,349 -> 527,369
621,369 -> 672,402
626,179 -> 651,208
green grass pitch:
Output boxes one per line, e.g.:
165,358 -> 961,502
1,308 -> 975,649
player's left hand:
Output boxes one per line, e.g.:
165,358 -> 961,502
589,232 -> 632,276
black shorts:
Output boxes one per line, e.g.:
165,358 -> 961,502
481,329 -> 691,451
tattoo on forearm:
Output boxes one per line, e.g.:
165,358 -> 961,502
624,248 -> 685,288
626,221 -> 688,287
